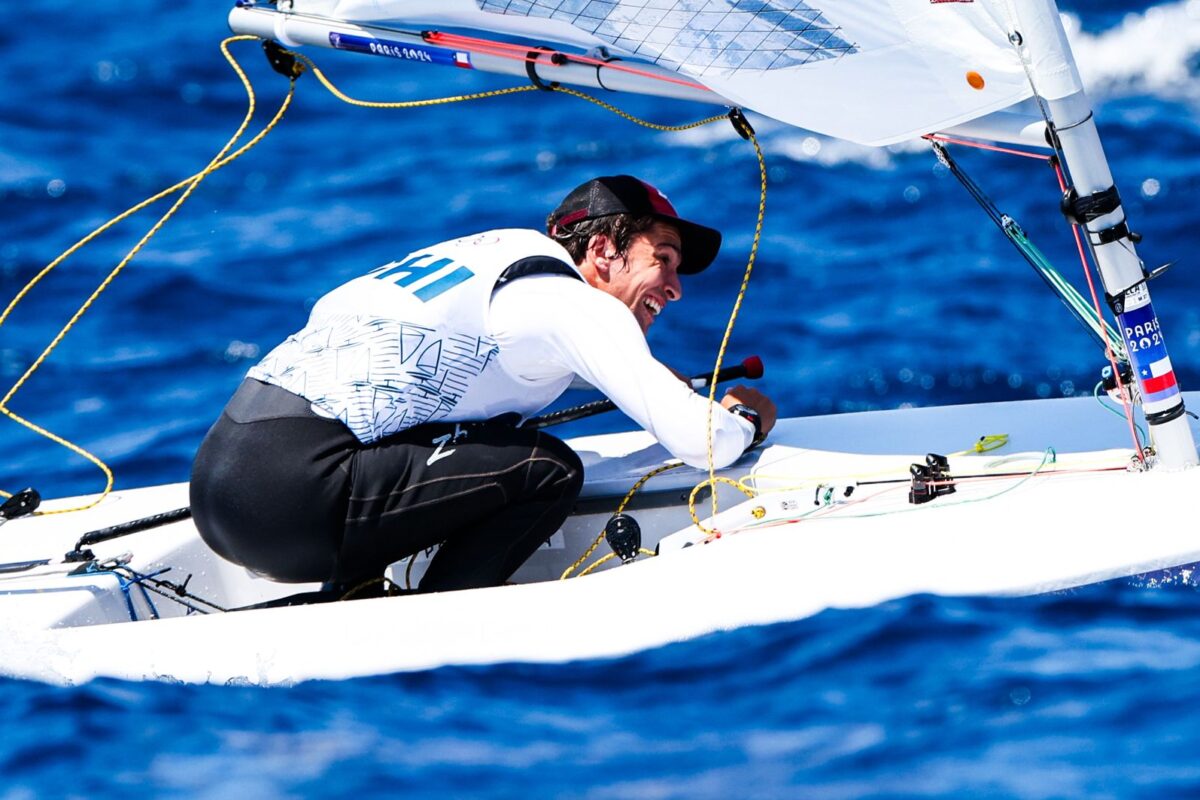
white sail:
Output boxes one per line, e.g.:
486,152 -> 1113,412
282,0 -> 1082,145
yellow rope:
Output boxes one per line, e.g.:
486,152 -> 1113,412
688,475 -> 757,533
560,461 -> 683,579
970,434 -> 1009,454
0,36 -> 292,509
339,575 -> 402,600
287,49 -> 541,108
286,52 -> 727,127
0,56 -> 295,335
548,86 -> 730,131
0,409 -> 114,507
531,95 -> 771,541
575,547 -> 658,578
291,49 -> 732,134
697,114 -> 767,534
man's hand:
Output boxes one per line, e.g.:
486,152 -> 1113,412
721,385 -> 777,436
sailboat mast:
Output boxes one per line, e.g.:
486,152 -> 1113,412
1006,0 -> 1197,468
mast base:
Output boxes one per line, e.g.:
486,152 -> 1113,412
1149,413 -> 1199,469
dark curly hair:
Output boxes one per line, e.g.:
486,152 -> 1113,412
546,213 -> 660,264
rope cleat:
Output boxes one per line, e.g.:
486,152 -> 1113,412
909,454 -> 956,505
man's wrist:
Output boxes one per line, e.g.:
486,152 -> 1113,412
727,403 -> 764,448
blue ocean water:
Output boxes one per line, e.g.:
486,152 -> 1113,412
3,1 -> 1200,796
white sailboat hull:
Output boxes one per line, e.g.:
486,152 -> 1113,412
3,394 -> 1197,685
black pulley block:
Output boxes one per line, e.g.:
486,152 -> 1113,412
605,513 -> 642,564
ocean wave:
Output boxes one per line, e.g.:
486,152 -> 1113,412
1065,0 -> 1200,102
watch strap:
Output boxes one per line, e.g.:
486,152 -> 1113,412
727,403 -> 765,448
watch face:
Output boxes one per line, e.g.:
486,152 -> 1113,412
734,404 -> 759,420
732,404 -> 760,429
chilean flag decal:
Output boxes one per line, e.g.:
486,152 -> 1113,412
1140,356 -> 1177,397
1121,299 -> 1180,404
454,52 -> 472,69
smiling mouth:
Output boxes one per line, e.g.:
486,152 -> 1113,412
642,296 -> 663,318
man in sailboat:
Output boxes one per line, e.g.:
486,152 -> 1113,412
190,175 -> 776,594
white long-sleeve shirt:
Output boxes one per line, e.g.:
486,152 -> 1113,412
249,228 -> 754,469
490,274 -> 754,469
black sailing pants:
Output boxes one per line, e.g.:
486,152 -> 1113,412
190,380 -> 583,592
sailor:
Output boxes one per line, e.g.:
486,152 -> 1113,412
190,175 -> 776,594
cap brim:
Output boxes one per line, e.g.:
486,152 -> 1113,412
668,217 -> 722,275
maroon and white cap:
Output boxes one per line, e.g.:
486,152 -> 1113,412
549,175 -> 722,275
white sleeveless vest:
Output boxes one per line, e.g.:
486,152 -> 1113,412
248,229 -> 581,443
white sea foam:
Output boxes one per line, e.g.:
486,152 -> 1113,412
667,112 -> 925,169
1065,1 -> 1200,102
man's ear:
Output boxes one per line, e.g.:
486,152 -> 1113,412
587,233 -> 614,280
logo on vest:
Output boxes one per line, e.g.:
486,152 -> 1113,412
371,253 -> 476,302
427,424 -> 467,466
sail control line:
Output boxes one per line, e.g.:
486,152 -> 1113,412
929,136 -> 1159,467
998,11 -> 1198,469
924,8 -> 1199,470
0,36 -> 298,515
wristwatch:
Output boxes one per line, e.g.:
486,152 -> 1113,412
727,403 -> 765,448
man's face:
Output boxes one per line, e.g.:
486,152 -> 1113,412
602,222 -> 684,334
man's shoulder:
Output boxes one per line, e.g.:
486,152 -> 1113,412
440,228 -> 565,256
420,229 -> 571,277
493,268 -> 624,320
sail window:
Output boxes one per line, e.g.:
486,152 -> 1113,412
476,0 -> 858,75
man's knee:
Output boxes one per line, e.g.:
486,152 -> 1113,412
530,431 -> 584,500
